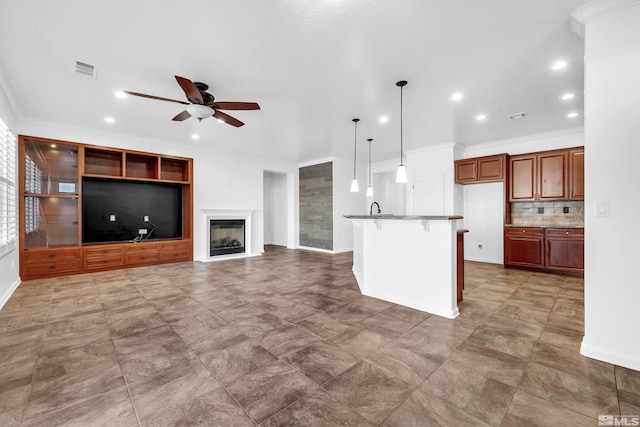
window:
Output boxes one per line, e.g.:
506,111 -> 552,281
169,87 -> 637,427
0,117 -> 17,256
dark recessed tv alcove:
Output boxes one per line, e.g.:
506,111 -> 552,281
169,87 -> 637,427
82,178 -> 183,244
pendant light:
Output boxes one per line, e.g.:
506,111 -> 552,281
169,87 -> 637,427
395,80 -> 408,183
366,138 -> 374,197
350,118 -> 360,192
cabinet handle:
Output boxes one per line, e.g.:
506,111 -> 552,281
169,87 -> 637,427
566,231 -> 569,235
522,230 -> 526,233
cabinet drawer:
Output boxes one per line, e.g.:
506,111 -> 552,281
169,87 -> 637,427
23,248 -> 81,264
24,260 -> 82,277
545,228 -> 584,238
83,246 -> 124,270
159,250 -> 191,262
125,244 -> 159,265
158,240 -> 191,252
504,227 -> 544,237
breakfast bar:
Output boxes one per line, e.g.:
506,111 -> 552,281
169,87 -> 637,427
344,215 -> 463,319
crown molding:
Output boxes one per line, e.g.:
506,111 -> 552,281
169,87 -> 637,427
571,0 -> 640,37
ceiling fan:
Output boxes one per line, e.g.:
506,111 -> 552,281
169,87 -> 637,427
124,75 -> 260,127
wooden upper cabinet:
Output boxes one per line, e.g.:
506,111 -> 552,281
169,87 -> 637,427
538,151 -> 568,200
509,155 -> 536,200
509,148 -> 577,201
454,154 -> 506,184
454,159 -> 477,182
569,149 -> 584,200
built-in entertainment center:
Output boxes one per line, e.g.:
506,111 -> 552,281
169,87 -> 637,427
18,135 -> 193,279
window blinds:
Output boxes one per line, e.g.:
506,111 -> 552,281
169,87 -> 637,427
0,117 -> 17,252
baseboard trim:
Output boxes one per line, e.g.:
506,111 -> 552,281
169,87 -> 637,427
298,246 -> 335,254
464,256 -> 503,264
0,278 -> 21,310
581,338 -> 640,371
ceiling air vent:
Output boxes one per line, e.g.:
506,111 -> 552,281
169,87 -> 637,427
74,60 -> 98,79
507,112 -> 528,120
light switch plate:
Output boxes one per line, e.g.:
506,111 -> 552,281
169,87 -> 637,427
595,201 -> 610,217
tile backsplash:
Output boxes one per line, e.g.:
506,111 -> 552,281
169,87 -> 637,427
511,201 -> 584,226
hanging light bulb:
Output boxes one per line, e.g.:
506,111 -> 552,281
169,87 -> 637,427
350,118 -> 360,192
395,80 -> 408,183
366,138 -> 373,197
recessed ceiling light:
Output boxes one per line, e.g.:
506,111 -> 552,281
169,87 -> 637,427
191,134 -> 200,140
379,116 -> 389,123
476,114 -> 487,121
104,117 -> 115,123
115,91 -> 128,99
451,92 -> 464,101
552,60 -> 568,70
567,112 -> 579,118
561,93 -> 575,100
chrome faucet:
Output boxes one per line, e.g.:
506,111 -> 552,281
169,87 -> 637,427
369,202 -> 381,216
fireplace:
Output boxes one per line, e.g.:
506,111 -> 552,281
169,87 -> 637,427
210,219 -> 245,256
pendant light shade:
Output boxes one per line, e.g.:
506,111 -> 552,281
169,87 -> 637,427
350,118 -> 360,192
366,138 -> 373,197
395,80 -> 408,184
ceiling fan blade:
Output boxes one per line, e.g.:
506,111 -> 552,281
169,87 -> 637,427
175,75 -> 204,104
172,110 -> 191,121
209,102 -> 260,110
124,91 -> 189,105
213,110 -> 244,127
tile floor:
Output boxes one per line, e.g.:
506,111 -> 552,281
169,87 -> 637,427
1,245 -> 639,426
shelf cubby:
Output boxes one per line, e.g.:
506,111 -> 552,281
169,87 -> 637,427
161,158 -> 189,182
126,153 -> 158,179
84,148 -> 123,177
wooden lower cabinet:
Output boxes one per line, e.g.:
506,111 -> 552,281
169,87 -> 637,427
21,247 -> 82,279
21,239 -> 192,279
457,230 -> 467,303
545,228 -> 584,272
504,227 -> 545,268
504,227 -> 583,275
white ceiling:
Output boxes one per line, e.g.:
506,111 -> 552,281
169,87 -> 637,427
0,0 -> 589,164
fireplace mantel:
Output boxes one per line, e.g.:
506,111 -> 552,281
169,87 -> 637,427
200,209 -> 261,262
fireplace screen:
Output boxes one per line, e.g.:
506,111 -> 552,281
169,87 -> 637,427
210,219 -> 245,256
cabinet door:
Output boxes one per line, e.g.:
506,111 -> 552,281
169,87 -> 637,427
509,155 -> 536,201
504,227 -> 544,268
538,152 -> 568,200
454,160 -> 477,183
477,156 -> 504,181
569,149 -> 584,200
545,228 -> 584,272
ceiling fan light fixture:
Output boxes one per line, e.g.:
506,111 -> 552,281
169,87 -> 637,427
186,104 -> 214,121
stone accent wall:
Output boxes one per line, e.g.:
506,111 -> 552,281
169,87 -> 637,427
299,162 -> 333,250
511,201 -> 584,226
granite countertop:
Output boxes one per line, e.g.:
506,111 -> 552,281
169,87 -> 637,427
344,215 -> 463,220
504,224 -> 584,229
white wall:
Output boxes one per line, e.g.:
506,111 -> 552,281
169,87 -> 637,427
333,158 -> 366,253
0,85 -> 20,309
372,170 -> 406,215
17,120 -> 299,263
577,1 -> 640,371
263,171 -> 288,246
463,183 -> 504,263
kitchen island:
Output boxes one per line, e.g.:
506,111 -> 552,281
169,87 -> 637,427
344,215 -> 463,319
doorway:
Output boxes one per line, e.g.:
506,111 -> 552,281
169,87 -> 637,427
263,171 -> 289,246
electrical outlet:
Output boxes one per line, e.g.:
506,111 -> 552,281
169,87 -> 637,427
537,207 -> 544,214
478,244 -> 483,249
109,214 -> 116,222
143,215 -> 150,222
138,228 -> 148,235
563,206 -> 569,214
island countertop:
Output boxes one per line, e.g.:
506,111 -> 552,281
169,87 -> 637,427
344,215 -> 463,220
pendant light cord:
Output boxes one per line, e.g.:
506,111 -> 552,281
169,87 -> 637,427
400,84 -> 404,166
352,119 -> 359,179
367,139 -> 372,187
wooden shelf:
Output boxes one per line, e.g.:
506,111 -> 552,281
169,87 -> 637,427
161,158 -> 189,182
84,148 -> 123,177
126,153 -> 158,179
